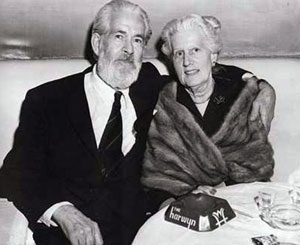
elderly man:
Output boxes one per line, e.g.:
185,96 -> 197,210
0,1 -> 275,245
1,1 -> 161,244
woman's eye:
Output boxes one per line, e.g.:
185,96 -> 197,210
193,48 -> 200,53
175,51 -> 183,57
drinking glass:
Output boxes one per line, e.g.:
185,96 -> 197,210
289,185 -> 300,205
257,188 -> 276,218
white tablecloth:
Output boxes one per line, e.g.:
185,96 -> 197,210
133,182 -> 300,245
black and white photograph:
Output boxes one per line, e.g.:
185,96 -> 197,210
0,0 -> 299,244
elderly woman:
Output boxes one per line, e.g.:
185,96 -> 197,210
142,14 -> 274,207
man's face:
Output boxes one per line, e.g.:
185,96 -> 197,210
92,9 -> 146,89
171,28 -> 215,92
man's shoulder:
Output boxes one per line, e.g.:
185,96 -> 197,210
140,62 -> 162,79
27,67 -> 91,99
135,62 -> 167,90
213,63 -> 248,82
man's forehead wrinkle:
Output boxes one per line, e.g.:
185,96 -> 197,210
113,30 -> 126,34
110,27 -> 144,38
109,9 -> 145,36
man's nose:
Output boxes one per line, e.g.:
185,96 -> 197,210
123,39 -> 134,55
183,54 -> 192,67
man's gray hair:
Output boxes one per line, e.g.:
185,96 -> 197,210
92,0 -> 152,44
161,14 -> 222,57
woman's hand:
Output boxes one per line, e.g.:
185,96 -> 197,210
192,185 -> 217,195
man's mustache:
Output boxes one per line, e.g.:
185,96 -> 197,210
116,54 -> 135,63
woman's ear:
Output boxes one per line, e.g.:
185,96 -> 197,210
211,53 -> 218,66
91,32 -> 101,56
161,43 -> 170,57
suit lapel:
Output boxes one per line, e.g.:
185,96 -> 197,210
129,62 -> 162,133
66,69 -> 98,159
129,83 -> 152,136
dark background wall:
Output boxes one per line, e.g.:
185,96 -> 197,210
0,0 -> 299,60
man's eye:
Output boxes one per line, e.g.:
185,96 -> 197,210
115,34 -> 123,40
134,38 -> 143,44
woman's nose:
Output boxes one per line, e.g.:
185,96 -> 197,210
183,54 -> 192,67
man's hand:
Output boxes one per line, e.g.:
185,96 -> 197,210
52,205 -> 103,245
246,76 -> 276,133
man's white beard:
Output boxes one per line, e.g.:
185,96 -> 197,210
112,59 -> 141,89
97,54 -> 141,90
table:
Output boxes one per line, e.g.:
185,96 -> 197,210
133,182 -> 300,245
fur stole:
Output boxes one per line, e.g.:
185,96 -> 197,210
142,79 -> 274,196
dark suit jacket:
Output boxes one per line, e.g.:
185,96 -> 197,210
0,62 -> 164,244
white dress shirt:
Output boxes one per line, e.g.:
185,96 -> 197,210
40,65 -> 137,226
85,66 -> 136,153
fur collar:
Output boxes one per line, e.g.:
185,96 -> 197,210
142,79 -> 274,196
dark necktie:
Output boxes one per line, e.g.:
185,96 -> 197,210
98,91 -> 124,175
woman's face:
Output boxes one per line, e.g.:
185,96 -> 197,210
171,28 -> 215,92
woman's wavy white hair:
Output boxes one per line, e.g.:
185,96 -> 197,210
161,14 -> 222,58
92,0 -> 152,44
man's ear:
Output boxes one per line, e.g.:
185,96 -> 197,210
210,53 -> 218,66
91,32 -> 102,56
